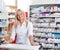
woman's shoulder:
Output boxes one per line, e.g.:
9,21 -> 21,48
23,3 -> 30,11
28,21 -> 33,28
28,21 -> 33,25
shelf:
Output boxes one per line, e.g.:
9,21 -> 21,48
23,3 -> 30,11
33,26 -> 58,28
34,27 -> 55,28
30,4 -> 60,47
6,5 -> 17,9
0,34 -> 8,38
31,15 -> 60,18
8,12 -> 15,15
34,35 -> 60,39
34,35 -> 53,38
39,32 -> 60,33
6,5 -> 17,18
34,38 -> 60,44
32,21 -> 55,24
31,11 -> 60,14
40,11 -> 60,13
42,43 -> 60,48
30,4 -> 60,7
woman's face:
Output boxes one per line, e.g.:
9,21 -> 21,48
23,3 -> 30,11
17,11 -> 24,21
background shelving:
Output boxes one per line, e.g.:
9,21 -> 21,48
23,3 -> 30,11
30,4 -> 60,49
3,0 -> 17,41
0,0 -> 8,39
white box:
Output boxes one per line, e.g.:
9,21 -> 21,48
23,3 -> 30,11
55,18 -> 60,22
57,24 -> 60,27
50,23 -> 56,27
40,23 -> 49,27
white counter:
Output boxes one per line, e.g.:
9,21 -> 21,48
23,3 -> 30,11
0,44 -> 40,50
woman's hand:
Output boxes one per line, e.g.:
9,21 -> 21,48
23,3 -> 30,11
2,41 -> 8,44
2,41 -> 9,44
31,42 -> 39,46
29,35 -> 39,46
3,39 -> 13,44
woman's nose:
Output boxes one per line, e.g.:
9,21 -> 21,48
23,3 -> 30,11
19,15 -> 22,18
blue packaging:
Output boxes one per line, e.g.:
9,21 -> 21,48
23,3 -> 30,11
52,33 -> 60,38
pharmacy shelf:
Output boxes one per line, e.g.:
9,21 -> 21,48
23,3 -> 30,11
0,34 -> 8,38
0,0 -> 8,41
30,4 -> 60,49
31,15 -> 60,18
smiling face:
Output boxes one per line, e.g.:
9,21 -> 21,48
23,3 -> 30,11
16,9 -> 28,27
16,10 -> 24,22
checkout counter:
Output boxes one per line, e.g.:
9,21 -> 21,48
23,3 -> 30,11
0,44 -> 40,50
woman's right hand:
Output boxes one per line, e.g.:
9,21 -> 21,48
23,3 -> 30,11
3,39 -> 13,44
2,41 -> 9,44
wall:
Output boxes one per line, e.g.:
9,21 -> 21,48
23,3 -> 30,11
31,0 -> 60,5
4,0 -> 15,6
17,0 -> 32,17
17,0 -> 32,12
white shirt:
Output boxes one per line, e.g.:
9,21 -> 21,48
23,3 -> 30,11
10,21 -> 33,45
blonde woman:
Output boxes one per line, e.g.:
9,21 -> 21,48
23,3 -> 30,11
9,9 -> 38,46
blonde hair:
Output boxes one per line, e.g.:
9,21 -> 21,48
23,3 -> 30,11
15,9 -> 28,28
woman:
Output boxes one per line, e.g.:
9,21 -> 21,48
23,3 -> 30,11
9,9 -> 38,46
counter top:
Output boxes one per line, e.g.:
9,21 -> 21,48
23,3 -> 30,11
0,44 -> 40,50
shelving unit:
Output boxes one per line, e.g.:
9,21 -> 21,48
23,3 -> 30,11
3,0 -> 17,41
6,5 -> 16,26
0,0 -> 8,41
4,5 -> 16,41
30,4 -> 60,50
6,5 -> 17,18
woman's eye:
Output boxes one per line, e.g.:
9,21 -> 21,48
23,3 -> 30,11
17,15 -> 19,16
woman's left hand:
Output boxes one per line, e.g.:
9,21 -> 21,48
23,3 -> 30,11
31,42 -> 39,46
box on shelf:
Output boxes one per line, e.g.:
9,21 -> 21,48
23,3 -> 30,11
50,23 -> 56,27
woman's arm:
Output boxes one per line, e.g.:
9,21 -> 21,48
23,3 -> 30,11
9,25 -> 16,43
29,35 -> 34,45
29,35 -> 39,46
2,24 -> 15,44
28,22 -> 39,46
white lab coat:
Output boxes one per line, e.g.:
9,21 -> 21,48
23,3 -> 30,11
10,21 -> 33,45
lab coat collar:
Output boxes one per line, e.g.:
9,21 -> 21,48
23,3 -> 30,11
18,21 -> 26,26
